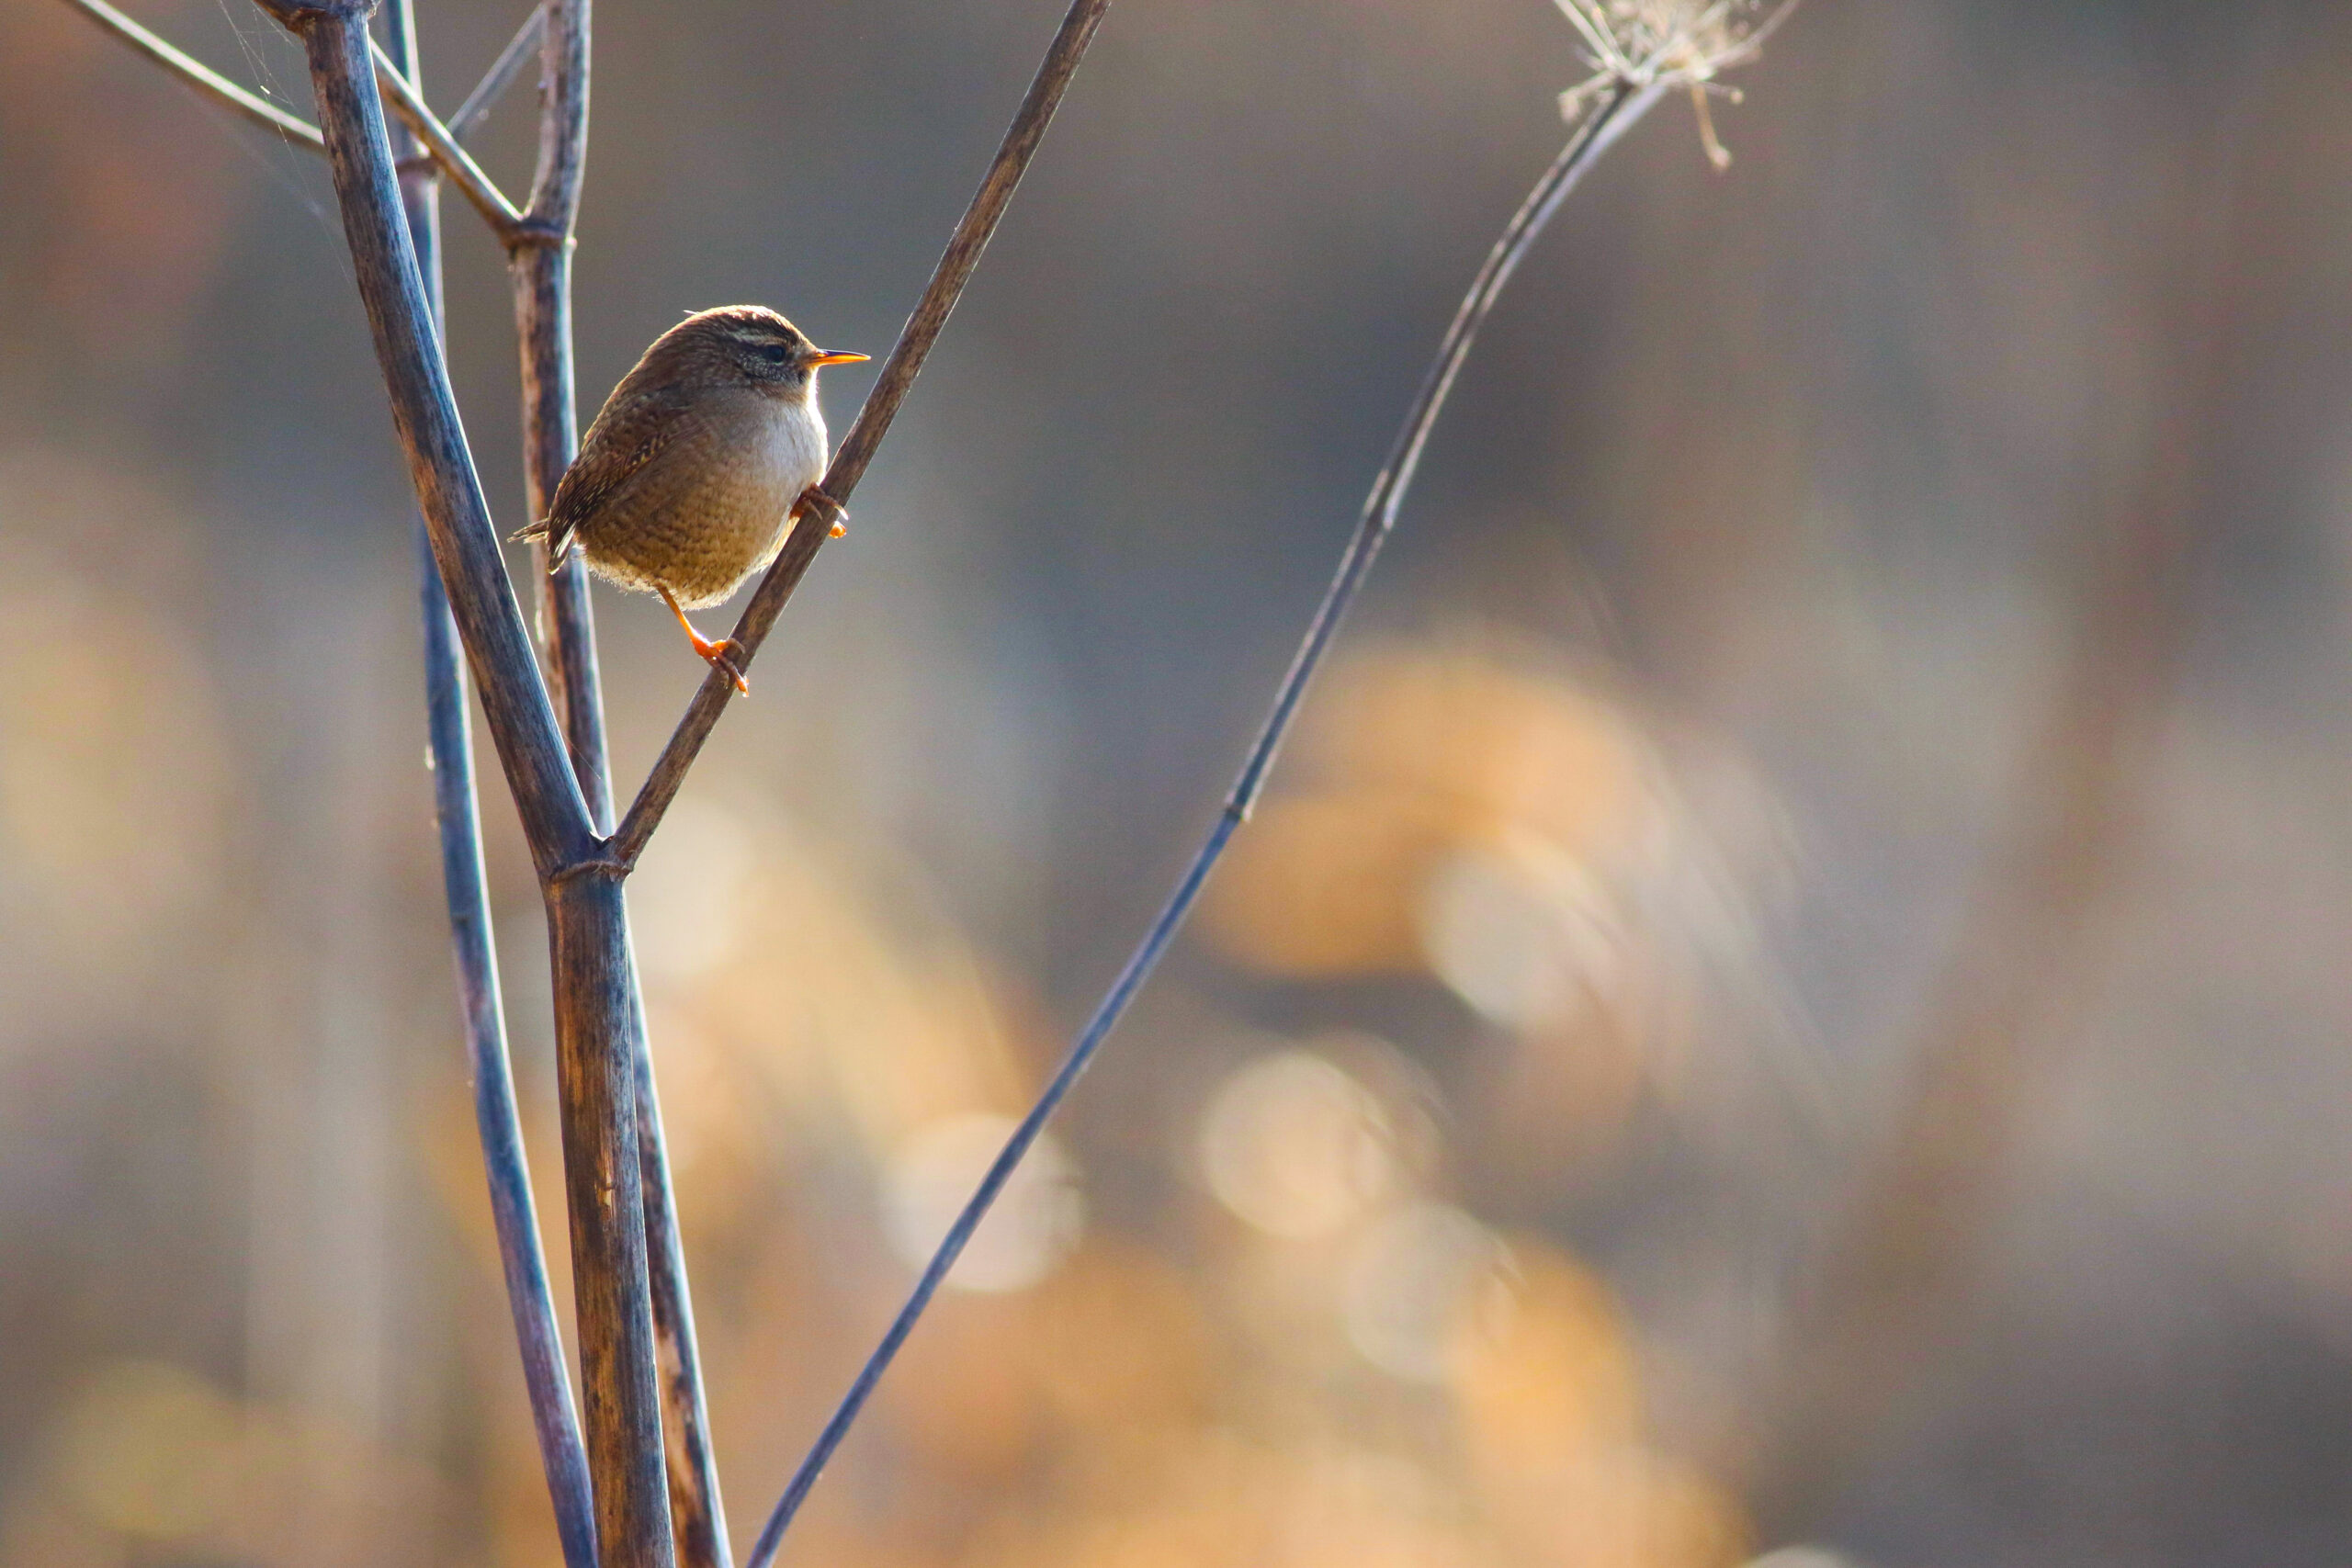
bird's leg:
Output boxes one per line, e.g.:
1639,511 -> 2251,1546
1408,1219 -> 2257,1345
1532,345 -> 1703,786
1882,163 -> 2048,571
795,485 -> 849,540
658,585 -> 750,695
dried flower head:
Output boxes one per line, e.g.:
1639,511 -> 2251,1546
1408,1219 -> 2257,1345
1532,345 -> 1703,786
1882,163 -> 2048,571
1554,0 -> 1798,168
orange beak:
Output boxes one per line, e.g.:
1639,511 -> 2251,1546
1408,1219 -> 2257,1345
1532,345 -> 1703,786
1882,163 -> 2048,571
808,350 -> 871,367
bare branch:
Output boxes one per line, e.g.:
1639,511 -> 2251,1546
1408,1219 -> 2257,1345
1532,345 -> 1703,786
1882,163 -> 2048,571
369,38 -> 526,234
448,2 -> 546,143
609,0 -> 1115,869
522,0 -> 591,227
61,0 -> 323,149
422,547 -> 605,1568
739,76 -> 1669,1568
541,869 -> 678,1568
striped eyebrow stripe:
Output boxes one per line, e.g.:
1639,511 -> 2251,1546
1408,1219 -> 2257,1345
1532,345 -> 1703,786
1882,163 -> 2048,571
719,322 -> 801,348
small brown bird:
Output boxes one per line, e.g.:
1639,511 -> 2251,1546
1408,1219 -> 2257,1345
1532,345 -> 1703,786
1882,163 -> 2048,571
515,305 -> 869,691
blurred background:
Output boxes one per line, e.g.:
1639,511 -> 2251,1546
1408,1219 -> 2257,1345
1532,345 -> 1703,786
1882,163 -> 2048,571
5,1 -> 2352,1564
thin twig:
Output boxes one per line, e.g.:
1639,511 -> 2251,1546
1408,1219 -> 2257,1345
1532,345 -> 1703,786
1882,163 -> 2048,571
448,2 -> 546,143
60,0 -> 530,236
740,76 -> 1668,1568
1555,0 -> 1636,81
608,0 -> 1115,868
421,546 -> 605,1568
370,37 -> 526,234
387,0 -> 599,1560
61,0 -> 322,148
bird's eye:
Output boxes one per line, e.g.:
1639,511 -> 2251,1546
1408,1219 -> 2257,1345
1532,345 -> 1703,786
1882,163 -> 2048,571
756,343 -> 792,365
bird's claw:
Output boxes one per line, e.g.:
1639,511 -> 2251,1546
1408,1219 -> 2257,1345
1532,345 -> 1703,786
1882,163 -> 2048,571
797,485 -> 848,538
695,637 -> 751,695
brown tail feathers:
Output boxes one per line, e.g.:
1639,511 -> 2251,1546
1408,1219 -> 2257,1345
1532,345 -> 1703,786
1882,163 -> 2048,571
507,516 -> 576,571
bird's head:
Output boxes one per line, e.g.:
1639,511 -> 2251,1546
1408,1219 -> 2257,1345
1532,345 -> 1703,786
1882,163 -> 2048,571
659,305 -> 868,399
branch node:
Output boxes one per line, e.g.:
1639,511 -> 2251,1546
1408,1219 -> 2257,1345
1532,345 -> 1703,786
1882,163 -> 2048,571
254,0 -> 375,30
505,215 -> 574,253
547,856 -> 629,886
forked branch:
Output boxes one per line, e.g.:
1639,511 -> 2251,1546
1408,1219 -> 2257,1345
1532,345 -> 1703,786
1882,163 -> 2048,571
226,8 -> 661,1551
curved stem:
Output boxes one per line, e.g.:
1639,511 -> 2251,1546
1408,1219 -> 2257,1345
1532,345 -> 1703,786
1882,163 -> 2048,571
741,75 -> 1666,1568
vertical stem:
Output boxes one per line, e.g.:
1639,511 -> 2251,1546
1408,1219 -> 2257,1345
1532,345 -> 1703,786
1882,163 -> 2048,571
513,239 -> 611,823
509,3 -> 732,1561
511,0 -> 607,815
547,872 -> 677,1568
388,3 -> 598,1561
631,992 -> 730,1568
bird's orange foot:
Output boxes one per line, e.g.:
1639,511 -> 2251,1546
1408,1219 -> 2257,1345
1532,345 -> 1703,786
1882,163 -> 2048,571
692,634 -> 751,696
660,587 -> 752,695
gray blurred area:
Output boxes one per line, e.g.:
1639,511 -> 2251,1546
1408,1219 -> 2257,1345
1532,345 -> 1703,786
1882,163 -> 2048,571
6,1 -> 2352,1565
